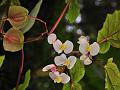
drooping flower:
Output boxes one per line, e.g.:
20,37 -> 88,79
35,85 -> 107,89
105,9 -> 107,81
53,40 -> 73,54
48,33 -> 57,44
54,54 -> 76,69
78,36 -> 100,65
42,64 -> 57,73
49,72 -> 70,84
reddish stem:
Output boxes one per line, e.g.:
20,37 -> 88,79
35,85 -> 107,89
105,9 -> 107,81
48,0 -> 72,34
16,49 -> 24,90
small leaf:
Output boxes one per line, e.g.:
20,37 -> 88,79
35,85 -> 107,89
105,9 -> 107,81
21,0 -> 43,33
66,0 -> 80,23
0,55 -> 5,68
63,82 -> 82,90
70,59 -> 85,83
13,70 -> 31,90
105,58 -> 120,90
8,6 -> 29,29
3,28 -> 24,52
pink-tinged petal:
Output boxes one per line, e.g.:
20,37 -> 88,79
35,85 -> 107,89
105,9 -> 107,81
48,33 -> 57,44
67,56 -> 77,69
61,73 -> 70,84
90,42 -> 100,56
42,64 -> 55,72
53,39 -> 62,54
54,54 -> 67,66
83,58 -> 92,65
49,72 -> 56,80
79,42 -> 89,54
77,36 -> 88,44
64,40 -> 73,54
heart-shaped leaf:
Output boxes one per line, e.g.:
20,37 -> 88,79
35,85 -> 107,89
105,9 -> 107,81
8,6 -> 29,29
3,28 -> 24,52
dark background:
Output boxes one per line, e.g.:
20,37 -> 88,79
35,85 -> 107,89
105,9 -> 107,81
0,0 -> 120,90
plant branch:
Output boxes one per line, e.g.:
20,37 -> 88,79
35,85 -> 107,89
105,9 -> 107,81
16,49 -> 24,90
48,0 -> 72,34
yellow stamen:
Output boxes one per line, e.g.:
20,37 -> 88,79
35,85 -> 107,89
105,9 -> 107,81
55,76 -> 62,83
86,44 -> 91,52
64,59 -> 70,66
60,44 -> 67,51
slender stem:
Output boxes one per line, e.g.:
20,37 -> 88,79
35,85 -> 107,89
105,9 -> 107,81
27,15 -> 48,33
48,0 -> 72,34
16,49 -> 24,90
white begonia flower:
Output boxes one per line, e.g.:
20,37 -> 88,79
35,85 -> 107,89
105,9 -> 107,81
49,72 -> 70,84
54,54 -> 77,69
80,55 -> 92,65
48,33 -> 57,44
77,36 -> 88,44
53,40 -> 73,54
79,42 -> 100,56
42,64 -> 56,72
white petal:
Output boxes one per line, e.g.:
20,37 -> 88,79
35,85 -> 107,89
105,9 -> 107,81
64,40 -> 73,54
53,39 -> 62,54
79,42 -> 89,54
80,55 -> 87,61
49,72 -> 56,80
48,33 -> 57,44
60,73 -> 70,84
77,36 -> 88,44
67,56 -> 77,69
42,64 -> 55,72
90,42 -> 100,56
54,54 -> 67,66
84,58 -> 92,65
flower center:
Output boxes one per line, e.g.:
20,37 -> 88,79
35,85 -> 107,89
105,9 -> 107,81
64,59 -> 70,66
55,76 -> 62,83
60,44 -> 67,51
86,44 -> 91,52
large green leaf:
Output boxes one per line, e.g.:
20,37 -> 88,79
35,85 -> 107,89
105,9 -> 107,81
0,55 -> 5,68
63,82 -> 82,90
3,28 -> 24,52
13,70 -> 31,90
97,11 -> 120,54
65,0 -> 80,23
105,58 -> 120,90
21,0 -> 43,33
70,59 -> 85,83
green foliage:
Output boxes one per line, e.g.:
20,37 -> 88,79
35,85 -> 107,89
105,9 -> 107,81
0,0 -> 7,6
63,82 -> 82,90
70,59 -> 85,83
0,55 -> 5,68
11,0 -> 21,5
21,0 -> 43,33
3,28 -> 24,52
65,0 -> 80,23
13,70 -> 31,90
105,58 -> 120,90
97,11 -> 120,54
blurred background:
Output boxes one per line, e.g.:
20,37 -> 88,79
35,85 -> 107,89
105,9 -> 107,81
0,0 -> 120,90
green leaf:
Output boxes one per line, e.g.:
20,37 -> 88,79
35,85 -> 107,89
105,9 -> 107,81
0,55 -> 5,68
3,28 -> 24,52
105,58 -> 120,90
8,6 -> 29,29
21,0 -> 43,33
66,0 -> 80,23
13,70 -> 31,90
11,0 -> 21,5
70,59 -> 85,83
63,82 -> 82,90
97,10 -> 120,54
